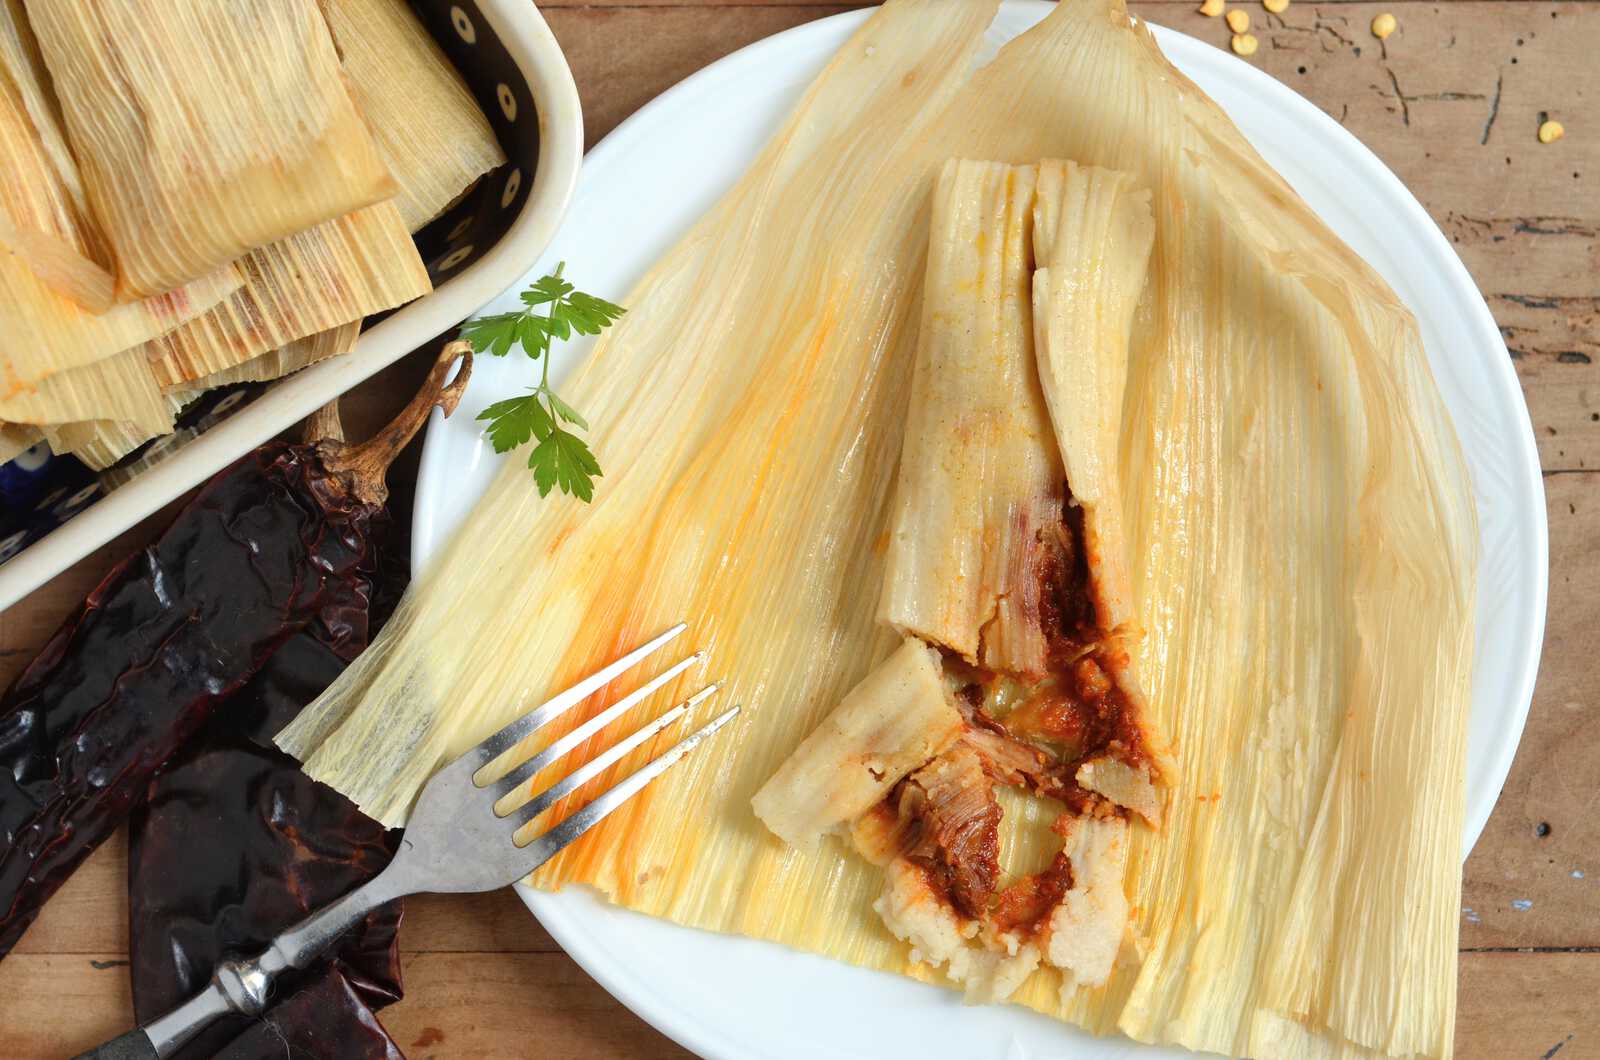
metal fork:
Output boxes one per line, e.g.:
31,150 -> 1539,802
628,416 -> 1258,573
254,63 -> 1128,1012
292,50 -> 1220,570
80,624 -> 735,1060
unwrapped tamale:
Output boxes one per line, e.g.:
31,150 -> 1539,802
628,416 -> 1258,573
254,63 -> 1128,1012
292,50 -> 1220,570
279,3 -> 1477,1057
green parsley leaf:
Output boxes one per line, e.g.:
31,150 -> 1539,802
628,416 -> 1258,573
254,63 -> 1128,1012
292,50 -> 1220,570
528,427 -> 602,501
458,262 -> 623,501
560,291 -> 626,335
460,314 -> 522,359
476,394 -> 553,453
544,390 -> 589,429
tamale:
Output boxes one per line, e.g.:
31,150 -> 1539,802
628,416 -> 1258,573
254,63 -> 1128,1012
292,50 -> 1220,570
0,345 -> 170,434
54,325 -> 358,469
0,0 -> 105,309
0,0 -> 238,392
0,422 -> 40,464
279,2 -> 1477,1057
25,0 -> 397,300
144,203 -> 426,388
179,323 -> 360,391
751,638 -> 964,850
320,0 -> 506,232
757,157 -> 1163,1003
877,160 -> 1062,678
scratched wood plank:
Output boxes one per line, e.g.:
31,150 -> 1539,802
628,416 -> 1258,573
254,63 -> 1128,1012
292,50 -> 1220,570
1461,471 -> 1600,949
2,2 -> 1597,1058
10,832 -> 561,956
543,4 -> 856,148
1145,1 -> 1600,472
2,949 -> 1593,1058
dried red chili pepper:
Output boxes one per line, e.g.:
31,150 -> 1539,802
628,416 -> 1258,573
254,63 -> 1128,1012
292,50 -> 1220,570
127,507 -> 413,1060
0,343 -> 469,961
128,647 -> 406,1059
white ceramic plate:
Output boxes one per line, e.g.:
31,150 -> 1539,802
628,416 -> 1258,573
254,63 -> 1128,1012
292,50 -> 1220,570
413,5 -> 1548,1058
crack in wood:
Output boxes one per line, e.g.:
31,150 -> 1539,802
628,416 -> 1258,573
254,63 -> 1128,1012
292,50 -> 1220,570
1516,218 -> 1599,237
1542,1036 -> 1574,1060
1481,70 -> 1505,144
1380,66 -> 1487,127
1448,214 -> 1599,241
1486,291 -> 1600,363
1502,294 -> 1564,310
1461,945 -> 1600,952
1384,66 -> 1410,125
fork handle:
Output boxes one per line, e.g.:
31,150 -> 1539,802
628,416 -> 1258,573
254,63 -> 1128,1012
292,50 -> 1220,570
80,871 -> 405,1059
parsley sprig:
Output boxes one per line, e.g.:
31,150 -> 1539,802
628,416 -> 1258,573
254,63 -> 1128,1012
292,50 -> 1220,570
462,263 -> 624,501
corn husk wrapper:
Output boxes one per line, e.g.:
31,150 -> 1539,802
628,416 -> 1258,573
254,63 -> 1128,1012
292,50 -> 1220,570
278,2 -> 1477,1057
42,416 -> 154,470
878,159 -> 1064,678
51,325 -> 358,470
24,0 -> 397,300
144,202 -> 426,389
321,0 -> 505,232
0,0 -> 238,393
0,422 -> 40,464
0,345 -> 169,434
181,322 -> 361,391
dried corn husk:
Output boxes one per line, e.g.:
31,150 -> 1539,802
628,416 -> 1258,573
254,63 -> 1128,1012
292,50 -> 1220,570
179,322 -> 360,391
0,344 -> 169,434
0,0 -> 238,392
321,0 -> 505,232
144,203 -> 426,388
878,159 -> 1063,677
54,325 -> 357,468
0,422 -> 40,463
24,0 -> 397,300
279,2 -> 1476,1057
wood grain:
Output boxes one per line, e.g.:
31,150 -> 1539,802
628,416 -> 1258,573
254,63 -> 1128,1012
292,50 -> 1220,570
2,2 -> 1597,1057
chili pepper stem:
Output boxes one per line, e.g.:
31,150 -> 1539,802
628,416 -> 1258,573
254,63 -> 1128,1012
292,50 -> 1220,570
319,340 -> 474,506
303,401 -> 345,444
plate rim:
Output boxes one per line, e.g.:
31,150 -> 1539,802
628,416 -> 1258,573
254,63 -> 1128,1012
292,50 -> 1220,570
416,3 -> 1549,1056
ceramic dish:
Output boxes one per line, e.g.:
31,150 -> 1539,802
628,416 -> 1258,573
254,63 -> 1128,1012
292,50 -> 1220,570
413,4 -> 1547,1057
0,0 -> 584,611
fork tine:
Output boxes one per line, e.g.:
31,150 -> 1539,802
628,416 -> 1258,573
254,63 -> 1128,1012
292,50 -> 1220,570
517,705 -> 742,861
468,622 -> 687,772
506,684 -> 722,831
486,652 -> 706,805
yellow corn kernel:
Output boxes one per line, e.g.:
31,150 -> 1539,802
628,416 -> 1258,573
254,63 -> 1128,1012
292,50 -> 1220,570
1538,120 -> 1565,144
1226,8 -> 1251,32
1231,32 -> 1259,56
1264,0 -> 1289,12
1371,12 -> 1397,39
1199,0 -> 1224,15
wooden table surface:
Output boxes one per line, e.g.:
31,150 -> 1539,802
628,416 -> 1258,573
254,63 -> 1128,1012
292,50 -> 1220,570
1,2 -> 1596,1057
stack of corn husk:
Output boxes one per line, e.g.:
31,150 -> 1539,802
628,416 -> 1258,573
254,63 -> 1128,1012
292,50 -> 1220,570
0,0 -> 503,470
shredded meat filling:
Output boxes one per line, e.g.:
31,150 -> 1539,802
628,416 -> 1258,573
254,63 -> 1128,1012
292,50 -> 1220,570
1010,490 -> 1148,771
989,851 -> 1074,936
892,743 -> 1001,919
869,487 -> 1156,949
